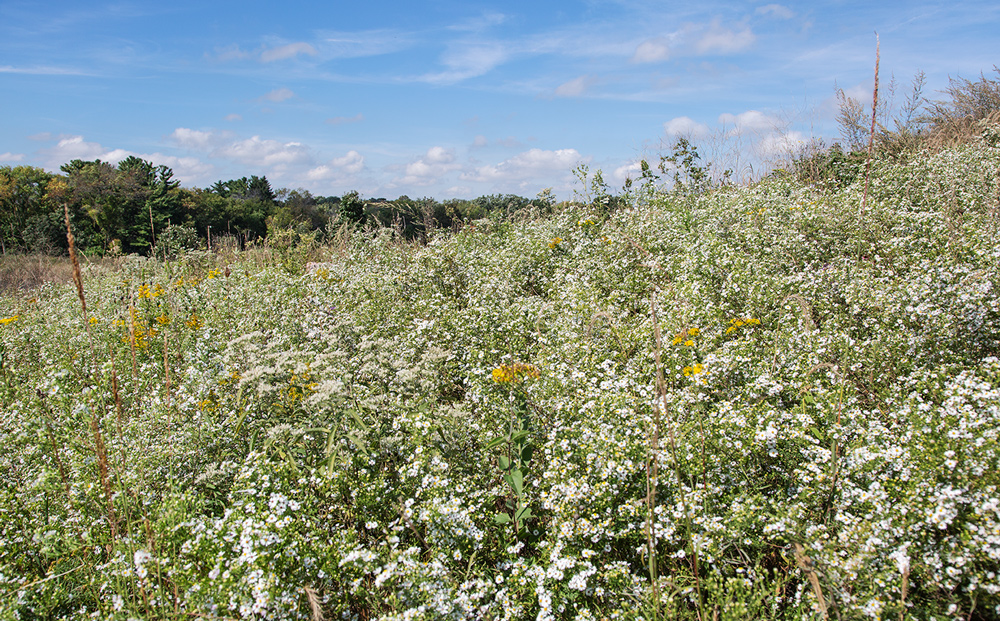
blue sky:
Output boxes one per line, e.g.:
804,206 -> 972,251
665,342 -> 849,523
2,1 -> 998,200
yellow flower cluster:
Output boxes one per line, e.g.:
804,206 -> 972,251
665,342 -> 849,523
671,327 -> 699,347
725,317 -> 761,335
136,283 -> 166,299
286,371 -> 319,405
548,238 -> 562,249
492,362 -> 541,384
0,315 -> 20,325
682,363 -> 704,377
173,276 -> 201,288
185,314 -> 204,329
124,325 -> 158,350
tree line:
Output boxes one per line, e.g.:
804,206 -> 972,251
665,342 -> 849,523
0,157 -> 544,256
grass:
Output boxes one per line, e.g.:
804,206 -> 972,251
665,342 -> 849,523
1,131 -> 1000,620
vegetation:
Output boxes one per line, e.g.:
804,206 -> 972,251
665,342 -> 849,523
0,157 -> 546,259
3,112 -> 1000,618
2,69 -> 1000,620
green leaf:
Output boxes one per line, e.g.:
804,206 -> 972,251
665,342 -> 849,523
499,455 -> 511,471
510,469 -> 524,496
520,444 -> 534,464
515,506 -> 532,521
484,437 -> 507,450
493,513 -> 511,524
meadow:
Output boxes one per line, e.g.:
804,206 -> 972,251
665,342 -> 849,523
1,131 -> 999,620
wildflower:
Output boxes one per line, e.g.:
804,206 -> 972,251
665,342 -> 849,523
492,362 -> 540,383
88,316 -> 99,325
1,315 -> 20,325
672,328 -> 699,346
682,364 -> 704,377
155,314 -> 171,326
548,237 -> 562,249
185,314 -> 203,329
726,317 -> 760,334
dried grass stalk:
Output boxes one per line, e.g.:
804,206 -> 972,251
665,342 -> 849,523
794,543 -> 830,620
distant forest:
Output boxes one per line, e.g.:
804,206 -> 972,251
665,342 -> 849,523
0,156 -> 551,256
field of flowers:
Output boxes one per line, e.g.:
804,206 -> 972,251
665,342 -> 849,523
1,135 -> 999,620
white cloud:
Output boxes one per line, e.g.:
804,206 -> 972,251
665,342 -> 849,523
170,128 -> 220,150
330,150 -> 365,174
225,113 -> 242,122
663,116 -> 710,138
696,20 -> 756,55
260,42 -> 318,62
613,160 -> 645,183
756,130 -> 807,159
462,148 -> 587,182
216,136 -> 311,168
43,135 -> 115,164
0,152 -> 25,162
143,154 -> 216,183
37,134 -> 214,184
554,75 -> 596,98
300,150 -> 365,184
261,88 -> 295,103
755,4 -> 794,19
718,110 -> 778,134
471,135 -> 489,148
395,146 -> 462,186
631,37 -> 671,64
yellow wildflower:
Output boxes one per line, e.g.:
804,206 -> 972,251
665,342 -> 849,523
0,315 -> 20,325
682,363 -> 704,377
492,362 -> 540,383
548,237 -> 562,249
185,314 -> 203,329
155,314 -> 171,326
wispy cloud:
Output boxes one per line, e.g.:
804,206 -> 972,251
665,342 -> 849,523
0,152 -> 25,162
420,42 -> 508,84
695,20 -> 756,55
326,114 -> 365,125
631,37 -> 672,64
553,75 -> 597,98
260,88 -> 295,103
755,4 -> 795,19
0,64 -> 92,76
260,42 -> 318,62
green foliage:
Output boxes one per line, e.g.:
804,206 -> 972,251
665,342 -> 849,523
152,223 -> 202,259
2,133 -> 1000,619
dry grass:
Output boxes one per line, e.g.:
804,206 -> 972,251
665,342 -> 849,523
0,254 -> 122,294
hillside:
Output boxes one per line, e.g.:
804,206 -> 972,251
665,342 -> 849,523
1,133 -> 999,620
